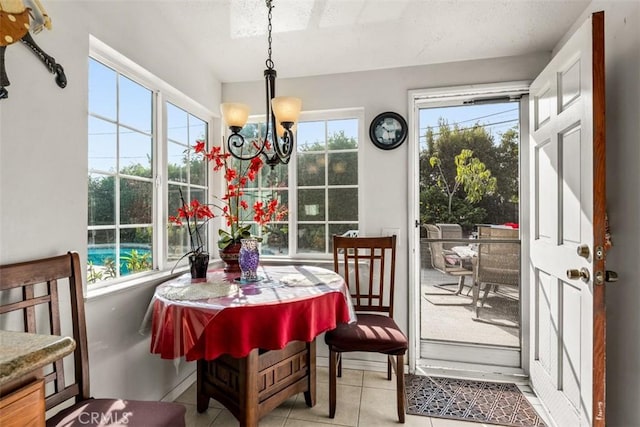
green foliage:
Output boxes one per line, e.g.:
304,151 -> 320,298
120,249 -> 152,274
421,118 -> 519,230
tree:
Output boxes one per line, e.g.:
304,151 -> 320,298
429,149 -> 497,215
420,119 -> 519,231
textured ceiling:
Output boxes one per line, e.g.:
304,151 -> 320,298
131,0 -> 591,83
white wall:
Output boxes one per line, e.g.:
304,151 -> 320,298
3,2 -> 635,421
223,52 -> 549,363
0,1 -> 220,400
558,2 -> 640,426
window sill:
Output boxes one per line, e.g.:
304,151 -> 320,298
85,260 -> 225,300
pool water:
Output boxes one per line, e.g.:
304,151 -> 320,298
88,245 -> 152,274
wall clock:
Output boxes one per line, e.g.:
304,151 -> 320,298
369,112 -> 408,150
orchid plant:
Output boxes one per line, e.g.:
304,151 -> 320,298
169,140 -> 284,257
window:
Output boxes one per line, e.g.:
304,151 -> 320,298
87,41 -> 210,287
296,116 -> 359,255
238,110 -> 361,258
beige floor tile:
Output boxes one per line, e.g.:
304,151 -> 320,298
176,382 -> 224,409
288,383 -> 361,426
362,369 -> 397,390
284,419 -> 339,427
208,409 -> 286,426
317,366 -> 364,387
358,386 -> 429,427
182,402 -> 221,427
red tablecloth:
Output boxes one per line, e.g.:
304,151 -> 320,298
150,265 -> 354,361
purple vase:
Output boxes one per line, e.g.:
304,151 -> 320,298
239,238 -> 260,281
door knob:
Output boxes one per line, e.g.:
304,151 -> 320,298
567,268 -> 590,282
605,270 -> 618,283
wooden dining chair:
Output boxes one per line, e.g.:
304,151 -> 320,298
325,235 -> 408,423
0,252 -> 186,426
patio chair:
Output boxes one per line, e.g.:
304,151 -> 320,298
325,235 -> 408,423
474,226 -> 520,317
425,224 -> 474,294
0,252 -> 186,427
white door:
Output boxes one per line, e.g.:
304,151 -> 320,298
529,11 -> 606,427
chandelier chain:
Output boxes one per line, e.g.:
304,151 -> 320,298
266,0 -> 274,70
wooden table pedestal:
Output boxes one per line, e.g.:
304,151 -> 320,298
196,340 -> 316,427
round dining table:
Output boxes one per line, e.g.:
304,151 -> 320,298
149,264 -> 355,427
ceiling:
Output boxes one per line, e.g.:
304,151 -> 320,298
153,0 -> 591,83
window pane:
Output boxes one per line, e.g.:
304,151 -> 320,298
298,224 -> 326,253
298,153 -> 325,187
88,173 -> 115,225
328,152 -> 357,185
260,162 -> 288,187
328,188 -> 357,221
89,117 -> 117,173
190,147 -> 207,186
168,184 -> 186,216
119,75 -> 152,132
168,141 -> 187,183
88,59 -> 116,120
329,223 -> 358,250
168,224 -> 189,261
297,121 -> 325,152
87,229 -> 117,284
167,103 -> 188,144
119,228 -> 153,276
262,223 -> 288,255
328,119 -> 358,148
298,189 -> 325,221
120,179 -> 152,224
119,127 -> 152,177
189,115 -> 207,146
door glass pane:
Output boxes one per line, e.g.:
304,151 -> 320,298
419,101 -> 521,360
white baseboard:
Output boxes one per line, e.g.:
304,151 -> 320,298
162,369 -> 197,402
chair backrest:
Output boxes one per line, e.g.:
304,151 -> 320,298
476,226 -> 520,286
0,252 -> 91,411
332,235 -> 397,318
425,224 -> 463,272
436,223 -> 463,250
425,224 -> 446,272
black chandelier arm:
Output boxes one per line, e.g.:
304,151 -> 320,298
227,132 -> 266,161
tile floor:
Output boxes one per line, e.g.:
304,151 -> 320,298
175,367 -> 547,427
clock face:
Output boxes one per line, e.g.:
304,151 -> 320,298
369,112 -> 408,150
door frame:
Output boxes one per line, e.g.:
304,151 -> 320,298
407,81 -> 531,375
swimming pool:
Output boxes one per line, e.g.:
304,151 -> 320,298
88,244 -> 152,274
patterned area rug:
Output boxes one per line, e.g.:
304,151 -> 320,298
405,375 -> 546,426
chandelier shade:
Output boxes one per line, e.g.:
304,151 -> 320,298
221,0 -> 301,167
220,103 -> 250,129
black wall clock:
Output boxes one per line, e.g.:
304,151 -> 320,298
369,112 -> 408,150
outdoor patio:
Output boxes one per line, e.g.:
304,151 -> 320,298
420,266 -> 520,348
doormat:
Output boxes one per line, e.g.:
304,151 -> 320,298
405,374 -> 546,426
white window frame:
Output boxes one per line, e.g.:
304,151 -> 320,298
241,108 -> 364,261
87,36 -> 214,295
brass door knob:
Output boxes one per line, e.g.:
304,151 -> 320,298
567,268 -> 590,282
577,244 -> 590,259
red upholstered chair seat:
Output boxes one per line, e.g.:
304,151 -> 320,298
325,313 -> 407,355
47,399 -> 186,427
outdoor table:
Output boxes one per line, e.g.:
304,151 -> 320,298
150,264 -> 355,427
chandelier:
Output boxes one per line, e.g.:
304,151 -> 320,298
220,0 -> 302,167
